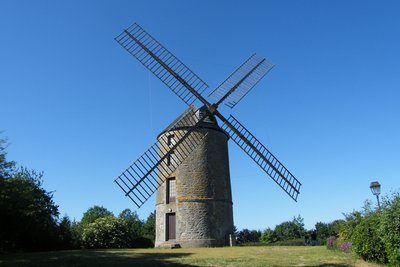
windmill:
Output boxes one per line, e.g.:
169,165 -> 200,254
114,23 -> 302,248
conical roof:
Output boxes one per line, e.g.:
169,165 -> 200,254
159,105 -> 221,137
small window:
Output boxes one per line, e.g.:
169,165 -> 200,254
166,152 -> 174,166
167,178 -> 176,203
167,134 -> 175,148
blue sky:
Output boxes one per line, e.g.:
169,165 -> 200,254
1,0 -> 399,230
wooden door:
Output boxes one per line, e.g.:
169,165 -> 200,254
166,213 -> 176,240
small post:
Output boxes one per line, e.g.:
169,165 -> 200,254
229,234 -> 233,247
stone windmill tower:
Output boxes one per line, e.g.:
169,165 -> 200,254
113,23 -> 302,248
155,106 -> 233,247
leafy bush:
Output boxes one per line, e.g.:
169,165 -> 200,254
261,228 -> 277,244
351,213 -> 387,263
142,211 -> 156,243
57,215 -> 75,249
81,206 -> 114,226
326,235 -> 351,253
326,236 -> 337,250
339,211 -> 363,241
315,220 -> 344,245
273,215 -> 305,241
82,216 -> 130,248
118,209 -> 144,246
0,167 -> 60,251
236,229 -> 261,244
380,193 -> 400,266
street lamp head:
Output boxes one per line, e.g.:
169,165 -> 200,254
370,181 -> 381,196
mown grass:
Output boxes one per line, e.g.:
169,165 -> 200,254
0,246 -> 382,267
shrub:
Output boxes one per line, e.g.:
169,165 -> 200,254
81,206 -> 114,226
118,209 -> 144,247
316,220 -> 344,245
380,193 -> 400,266
236,229 -> 261,244
274,215 -> 305,241
82,216 -> 130,248
340,242 -> 352,253
326,236 -> 337,250
142,211 -> 156,243
0,168 -> 60,251
339,211 -> 363,241
261,228 -> 277,244
351,213 -> 387,263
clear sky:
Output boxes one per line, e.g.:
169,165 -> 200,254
1,0 -> 399,230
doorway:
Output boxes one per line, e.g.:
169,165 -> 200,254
166,213 -> 176,240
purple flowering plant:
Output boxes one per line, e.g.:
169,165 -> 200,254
326,236 -> 337,250
340,242 -> 352,253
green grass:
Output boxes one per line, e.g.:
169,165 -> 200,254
0,246 -> 383,267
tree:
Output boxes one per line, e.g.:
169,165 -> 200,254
82,216 -> 130,248
380,193 -> 400,266
274,215 -> 305,241
0,167 -> 60,251
315,220 -> 345,245
315,222 -> 329,242
236,229 -> 261,244
329,220 -> 345,237
0,136 -> 80,251
81,205 -> 114,225
57,215 -> 75,249
352,212 -> 387,263
233,225 -> 238,238
236,229 -> 251,244
339,210 -> 363,241
0,137 -> 15,179
261,228 -> 278,244
142,211 -> 156,242
250,230 -> 262,243
118,209 -> 144,247
71,206 -> 114,247
70,220 -> 83,248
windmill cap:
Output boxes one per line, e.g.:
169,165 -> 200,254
157,105 -> 226,138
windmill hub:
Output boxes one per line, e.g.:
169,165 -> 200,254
197,105 -> 219,126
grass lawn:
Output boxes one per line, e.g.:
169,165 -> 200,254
0,246 -> 382,267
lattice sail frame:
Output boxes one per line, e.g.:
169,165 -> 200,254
209,53 -> 274,108
115,23 -> 208,106
114,22 -> 302,207
221,116 -> 301,201
114,107 -> 208,208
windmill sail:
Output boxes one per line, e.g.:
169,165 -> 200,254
115,23 -> 209,106
209,54 -> 274,108
114,22 -> 302,207
115,106 -> 209,208
221,115 -> 301,201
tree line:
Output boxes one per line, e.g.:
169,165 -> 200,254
0,137 -> 155,252
235,215 -> 342,246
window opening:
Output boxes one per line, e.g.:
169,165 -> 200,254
167,178 -> 176,203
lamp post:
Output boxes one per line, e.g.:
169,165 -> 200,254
370,181 -> 381,209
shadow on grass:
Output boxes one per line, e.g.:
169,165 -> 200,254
303,264 -> 353,267
0,249 -> 197,267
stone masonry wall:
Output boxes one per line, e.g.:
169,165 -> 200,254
155,125 -> 234,248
